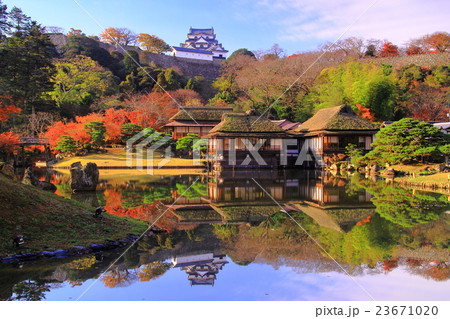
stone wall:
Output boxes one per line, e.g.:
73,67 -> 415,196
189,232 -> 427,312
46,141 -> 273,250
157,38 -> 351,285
98,43 -> 222,78
141,52 -> 222,79
49,33 -> 222,79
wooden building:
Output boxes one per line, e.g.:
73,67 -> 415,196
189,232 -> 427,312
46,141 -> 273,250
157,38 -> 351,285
163,106 -> 233,139
288,104 -> 379,167
207,112 -> 289,169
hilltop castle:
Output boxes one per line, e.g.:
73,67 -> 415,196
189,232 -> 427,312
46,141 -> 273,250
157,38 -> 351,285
171,27 -> 228,61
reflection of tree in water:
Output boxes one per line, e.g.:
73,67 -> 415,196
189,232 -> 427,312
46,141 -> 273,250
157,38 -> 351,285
352,176 -> 449,228
138,262 -> 171,282
176,183 -> 207,199
405,259 -> 450,281
9,280 -> 51,301
144,186 -> 172,203
101,263 -> 139,288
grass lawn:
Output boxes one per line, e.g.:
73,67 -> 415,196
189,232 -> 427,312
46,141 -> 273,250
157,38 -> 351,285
390,164 -> 442,173
0,173 -> 147,257
387,164 -> 450,193
51,148 -> 204,168
396,172 -> 450,184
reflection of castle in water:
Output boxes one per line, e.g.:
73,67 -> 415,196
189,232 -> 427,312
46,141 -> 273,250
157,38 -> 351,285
172,253 -> 228,286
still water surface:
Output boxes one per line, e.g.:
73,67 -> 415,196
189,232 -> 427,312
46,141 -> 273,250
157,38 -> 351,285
1,169 -> 449,301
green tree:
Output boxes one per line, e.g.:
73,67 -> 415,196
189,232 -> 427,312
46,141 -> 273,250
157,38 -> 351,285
364,44 -> 377,57
176,133 -> 204,157
50,55 -> 118,108
0,24 -> 55,129
184,78 -> 195,90
439,144 -> 450,164
164,68 -> 180,91
124,49 -> 139,75
84,120 -> 106,149
119,65 -> 159,93
228,48 -> 256,60
55,135 -> 77,154
62,35 -> 114,69
0,0 -> 9,38
346,143 -> 364,165
365,118 -> 448,164
152,71 -> 168,92
120,123 -> 143,143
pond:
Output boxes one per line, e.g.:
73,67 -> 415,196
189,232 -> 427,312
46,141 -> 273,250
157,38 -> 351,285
1,169 -> 449,301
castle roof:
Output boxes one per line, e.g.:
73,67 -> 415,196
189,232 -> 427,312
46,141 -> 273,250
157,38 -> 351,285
189,27 -> 214,36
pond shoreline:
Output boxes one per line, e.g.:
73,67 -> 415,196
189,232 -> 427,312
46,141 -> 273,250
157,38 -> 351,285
48,165 -> 206,170
0,233 -> 145,264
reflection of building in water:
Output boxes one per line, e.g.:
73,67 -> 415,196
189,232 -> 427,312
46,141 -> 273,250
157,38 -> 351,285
172,253 -> 228,286
298,172 -> 374,207
208,170 -> 288,203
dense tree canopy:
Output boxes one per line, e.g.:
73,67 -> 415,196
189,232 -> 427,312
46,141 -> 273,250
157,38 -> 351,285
50,55 -> 118,109
137,33 -> 170,53
365,118 -> 449,164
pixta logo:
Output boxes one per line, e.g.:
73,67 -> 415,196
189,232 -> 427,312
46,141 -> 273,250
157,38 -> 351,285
126,131 -> 172,175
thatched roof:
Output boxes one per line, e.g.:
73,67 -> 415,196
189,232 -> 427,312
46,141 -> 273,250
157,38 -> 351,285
163,121 -> 218,127
208,113 -> 285,136
290,104 -> 379,135
170,106 -> 233,122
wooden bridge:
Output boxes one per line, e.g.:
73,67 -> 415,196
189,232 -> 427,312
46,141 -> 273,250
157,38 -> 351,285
13,137 -> 52,167
18,137 -> 50,146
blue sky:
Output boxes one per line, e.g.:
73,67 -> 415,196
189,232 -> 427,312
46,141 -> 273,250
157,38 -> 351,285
2,0 -> 449,55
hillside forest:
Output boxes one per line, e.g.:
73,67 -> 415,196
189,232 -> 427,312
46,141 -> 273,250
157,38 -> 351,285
0,1 -> 449,157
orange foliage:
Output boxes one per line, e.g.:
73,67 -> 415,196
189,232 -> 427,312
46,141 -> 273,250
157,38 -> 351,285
356,215 -> 372,226
0,100 -> 21,121
100,27 -> 135,47
45,121 -> 89,148
355,104 -> 376,122
44,107 -> 158,149
102,188 -> 193,232
424,32 -> 450,53
382,258 -> 398,273
101,268 -> 131,288
425,263 -> 450,281
0,131 -> 20,154
377,41 -> 399,57
124,92 -> 177,129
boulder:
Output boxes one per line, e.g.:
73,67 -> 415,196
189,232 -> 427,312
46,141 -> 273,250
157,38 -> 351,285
369,164 -> 380,175
22,167 -> 56,192
381,168 -> 396,177
1,163 -> 15,178
70,162 -> 99,192
434,163 -> 445,172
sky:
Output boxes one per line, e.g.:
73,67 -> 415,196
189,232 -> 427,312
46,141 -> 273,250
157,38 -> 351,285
2,0 -> 450,55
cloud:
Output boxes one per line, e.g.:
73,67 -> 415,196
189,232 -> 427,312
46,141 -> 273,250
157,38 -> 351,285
254,0 -> 450,46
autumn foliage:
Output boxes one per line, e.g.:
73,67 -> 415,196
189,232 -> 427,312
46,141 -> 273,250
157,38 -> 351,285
44,97 -> 175,150
377,42 -> 399,57
0,131 -> 20,154
354,104 -> 376,122
0,100 -> 21,121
